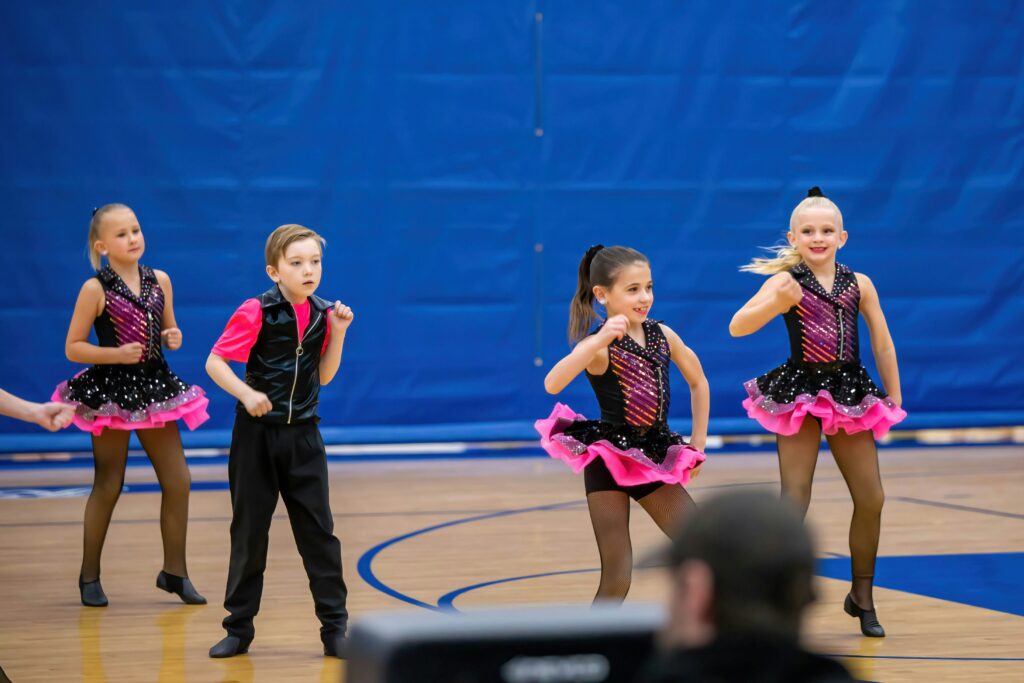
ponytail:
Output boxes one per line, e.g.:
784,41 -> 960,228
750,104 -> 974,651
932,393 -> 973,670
739,244 -> 803,275
566,244 -> 649,344
568,245 -> 604,344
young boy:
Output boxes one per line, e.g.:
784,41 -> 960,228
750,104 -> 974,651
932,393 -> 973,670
205,224 -> 353,658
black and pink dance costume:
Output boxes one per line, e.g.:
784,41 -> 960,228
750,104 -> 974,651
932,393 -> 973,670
742,262 -> 905,437
53,265 -> 209,433
536,319 -> 705,498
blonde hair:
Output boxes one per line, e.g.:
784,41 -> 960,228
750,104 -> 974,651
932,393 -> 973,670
740,194 -> 844,275
87,203 -> 132,270
265,224 -> 326,266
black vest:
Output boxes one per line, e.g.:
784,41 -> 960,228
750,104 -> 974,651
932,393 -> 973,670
241,286 -> 331,425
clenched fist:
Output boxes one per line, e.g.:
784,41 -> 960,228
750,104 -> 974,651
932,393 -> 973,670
328,301 -> 354,333
161,327 -> 182,351
242,389 -> 273,417
32,402 -> 76,431
116,342 -> 144,364
596,314 -> 629,346
775,277 -> 803,310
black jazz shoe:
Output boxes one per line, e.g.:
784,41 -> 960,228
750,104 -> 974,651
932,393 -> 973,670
209,635 -> 252,658
844,593 -> 885,637
156,571 -> 207,605
79,575 -> 108,607
322,632 -> 348,659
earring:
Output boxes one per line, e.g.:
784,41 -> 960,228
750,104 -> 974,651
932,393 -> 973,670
597,299 -> 607,305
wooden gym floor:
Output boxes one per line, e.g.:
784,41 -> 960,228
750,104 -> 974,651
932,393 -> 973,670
0,444 -> 1022,682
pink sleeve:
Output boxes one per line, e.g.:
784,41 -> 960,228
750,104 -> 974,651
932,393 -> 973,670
212,299 -> 262,363
321,322 -> 331,355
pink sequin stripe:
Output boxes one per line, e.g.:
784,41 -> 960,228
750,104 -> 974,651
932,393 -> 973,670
104,282 -> 164,356
836,285 -> 859,361
105,290 -> 149,346
609,345 -> 660,427
795,291 -> 839,363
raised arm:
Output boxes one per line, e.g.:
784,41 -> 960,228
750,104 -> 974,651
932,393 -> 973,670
320,301 -> 354,385
857,273 -> 902,407
65,279 -> 142,365
661,324 -> 710,452
543,315 -> 628,394
728,272 -> 802,337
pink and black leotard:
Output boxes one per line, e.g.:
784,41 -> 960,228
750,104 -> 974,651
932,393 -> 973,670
742,262 -> 906,438
53,265 -> 209,435
535,319 -> 705,488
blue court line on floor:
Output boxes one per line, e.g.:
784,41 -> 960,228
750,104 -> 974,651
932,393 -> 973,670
0,507 -> 526,528
0,449 -> 550,471
0,476 -> 781,501
357,498 -> 1024,665
817,552 -> 1024,617
0,480 -> 231,499
437,569 -> 600,609
356,499 -> 585,611
893,496 -> 1024,521
3,437 -> 1019,471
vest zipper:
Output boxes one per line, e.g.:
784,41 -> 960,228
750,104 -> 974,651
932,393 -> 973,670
288,311 -> 323,424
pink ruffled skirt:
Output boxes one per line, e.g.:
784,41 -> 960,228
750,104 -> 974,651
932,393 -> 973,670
535,403 -> 705,487
53,362 -> 210,436
743,360 -> 906,439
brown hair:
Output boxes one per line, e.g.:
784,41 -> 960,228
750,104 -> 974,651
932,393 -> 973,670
567,245 -> 649,343
265,224 -> 326,266
87,203 -> 132,270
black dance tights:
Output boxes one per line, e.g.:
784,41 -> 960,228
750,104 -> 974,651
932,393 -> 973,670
586,484 -> 696,603
777,420 -> 884,609
81,424 -> 192,582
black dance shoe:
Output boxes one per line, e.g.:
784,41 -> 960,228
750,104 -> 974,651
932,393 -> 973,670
79,575 -> 108,607
322,632 -> 348,659
844,593 -> 885,637
209,635 -> 252,658
156,571 -> 207,605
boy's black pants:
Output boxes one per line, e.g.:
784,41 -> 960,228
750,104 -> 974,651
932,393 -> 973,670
222,418 -> 348,640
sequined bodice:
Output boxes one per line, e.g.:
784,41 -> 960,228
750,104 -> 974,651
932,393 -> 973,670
95,265 -> 166,362
586,319 -> 671,428
783,263 -> 859,364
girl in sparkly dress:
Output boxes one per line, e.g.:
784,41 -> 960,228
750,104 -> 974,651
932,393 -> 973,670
54,204 -> 209,607
730,187 -> 906,637
536,245 -> 708,602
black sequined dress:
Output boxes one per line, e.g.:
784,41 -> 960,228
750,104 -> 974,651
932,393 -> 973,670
52,266 -> 209,435
742,263 -> 905,438
536,320 -> 705,486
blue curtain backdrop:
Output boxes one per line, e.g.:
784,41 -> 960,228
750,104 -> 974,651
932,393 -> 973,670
1,1 -> 1022,448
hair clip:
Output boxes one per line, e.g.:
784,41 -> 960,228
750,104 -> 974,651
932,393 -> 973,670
91,207 -> 99,217
807,186 -> 825,198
